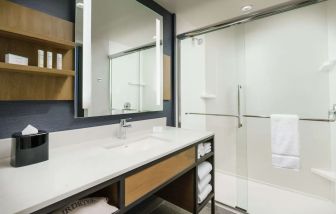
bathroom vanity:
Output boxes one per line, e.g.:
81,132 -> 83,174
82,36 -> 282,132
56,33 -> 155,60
0,127 -> 214,214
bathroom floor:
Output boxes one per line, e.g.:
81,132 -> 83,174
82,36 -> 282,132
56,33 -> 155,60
150,201 -> 235,214
127,196 -> 236,214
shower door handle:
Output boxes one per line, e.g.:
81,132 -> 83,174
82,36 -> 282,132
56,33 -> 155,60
238,85 -> 243,128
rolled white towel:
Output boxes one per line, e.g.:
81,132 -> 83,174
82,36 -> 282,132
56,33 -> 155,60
204,146 -> 211,154
203,143 -> 211,154
204,142 -> 211,149
197,143 -> 205,159
198,174 -> 212,193
197,161 -> 212,180
198,184 -> 212,204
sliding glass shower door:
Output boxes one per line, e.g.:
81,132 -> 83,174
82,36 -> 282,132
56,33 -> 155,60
179,25 -> 248,211
179,1 -> 336,214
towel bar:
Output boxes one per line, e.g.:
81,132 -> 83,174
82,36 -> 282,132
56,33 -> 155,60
185,111 -> 336,123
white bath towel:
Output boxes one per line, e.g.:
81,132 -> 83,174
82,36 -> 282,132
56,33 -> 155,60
198,174 -> 212,193
52,197 -> 118,214
271,114 -> 300,170
204,143 -> 212,154
198,184 -> 212,204
197,161 -> 213,180
204,146 -> 211,154
203,142 -> 211,149
197,143 -> 205,159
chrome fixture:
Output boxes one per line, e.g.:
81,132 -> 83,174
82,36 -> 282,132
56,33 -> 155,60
118,118 -> 132,139
237,85 -> 243,128
186,107 -> 336,124
177,0 -> 325,39
241,5 -> 254,13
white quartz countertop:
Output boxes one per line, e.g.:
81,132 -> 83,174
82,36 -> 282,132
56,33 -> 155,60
0,127 -> 213,214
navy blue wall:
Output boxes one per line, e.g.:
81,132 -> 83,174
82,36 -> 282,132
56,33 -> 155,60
0,0 -> 175,139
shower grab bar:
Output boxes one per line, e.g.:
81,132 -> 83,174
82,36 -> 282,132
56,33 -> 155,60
185,112 -> 239,118
185,108 -> 336,123
243,114 -> 335,122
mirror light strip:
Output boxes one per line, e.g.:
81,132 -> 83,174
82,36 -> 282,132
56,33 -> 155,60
82,0 -> 92,109
156,19 -> 161,106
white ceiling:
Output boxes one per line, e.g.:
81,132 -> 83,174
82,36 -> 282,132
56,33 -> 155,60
153,0 -> 293,34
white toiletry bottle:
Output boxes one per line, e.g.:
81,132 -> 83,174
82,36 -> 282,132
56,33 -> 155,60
47,51 -> 52,69
38,50 -> 44,68
56,53 -> 62,70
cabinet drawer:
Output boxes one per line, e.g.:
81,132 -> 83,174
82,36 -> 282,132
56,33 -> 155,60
125,147 -> 195,206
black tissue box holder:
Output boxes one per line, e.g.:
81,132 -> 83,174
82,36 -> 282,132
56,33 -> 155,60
11,131 -> 49,167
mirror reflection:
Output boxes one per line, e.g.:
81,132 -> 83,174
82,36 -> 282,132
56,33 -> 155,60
76,0 -> 163,117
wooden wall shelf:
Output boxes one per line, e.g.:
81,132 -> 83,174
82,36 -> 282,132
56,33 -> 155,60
0,62 -> 75,77
0,26 -> 75,50
0,0 -> 75,100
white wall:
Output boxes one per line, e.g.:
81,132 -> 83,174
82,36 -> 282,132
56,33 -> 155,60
180,36 -> 206,131
111,53 -> 140,114
141,47 -> 163,112
327,0 -> 336,202
244,2 -> 333,200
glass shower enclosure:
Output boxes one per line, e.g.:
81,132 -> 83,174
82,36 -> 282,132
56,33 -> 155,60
178,1 -> 336,213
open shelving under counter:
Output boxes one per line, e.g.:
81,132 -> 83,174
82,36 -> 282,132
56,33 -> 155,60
0,62 -> 75,77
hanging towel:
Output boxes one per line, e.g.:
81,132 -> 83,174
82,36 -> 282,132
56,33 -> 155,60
198,174 -> 212,193
198,184 -> 212,204
197,161 -> 213,180
271,114 -> 300,170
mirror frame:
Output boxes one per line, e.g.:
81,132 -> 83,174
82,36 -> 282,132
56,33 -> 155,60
75,0 -> 174,119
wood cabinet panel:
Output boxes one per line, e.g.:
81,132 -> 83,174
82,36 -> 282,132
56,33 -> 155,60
163,54 -> 172,101
125,147 -> 195,206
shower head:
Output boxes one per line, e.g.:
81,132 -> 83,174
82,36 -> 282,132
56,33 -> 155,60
192,37 -> 203,45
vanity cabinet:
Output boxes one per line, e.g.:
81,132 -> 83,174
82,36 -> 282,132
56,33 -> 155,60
125,147 -> 196,206
34,136 -> 214,214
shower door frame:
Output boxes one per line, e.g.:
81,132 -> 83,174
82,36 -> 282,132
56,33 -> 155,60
175,0 -> 328,212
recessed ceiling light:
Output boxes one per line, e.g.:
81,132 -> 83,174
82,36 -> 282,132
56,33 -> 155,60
241,5 -> 253,13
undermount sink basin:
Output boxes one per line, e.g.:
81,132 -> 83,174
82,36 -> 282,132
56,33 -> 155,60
103,136 -> 170,153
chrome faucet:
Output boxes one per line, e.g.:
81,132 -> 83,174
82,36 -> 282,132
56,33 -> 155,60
118,118 -> 132,139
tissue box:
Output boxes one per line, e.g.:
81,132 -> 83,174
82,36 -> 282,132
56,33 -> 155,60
5,53 -> 28,66
11,131 -> 49,167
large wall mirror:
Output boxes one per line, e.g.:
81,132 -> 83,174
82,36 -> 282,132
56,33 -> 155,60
75,0 -> 164,117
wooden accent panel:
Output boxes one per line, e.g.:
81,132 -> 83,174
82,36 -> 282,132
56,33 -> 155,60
163,54 -> 171,101
125,147 -> 195,206
0,0 -> 74,100
0,0 -> 73,42
0,71 -> 74,100
0,26 -> 75,50
158,169 -> 195,213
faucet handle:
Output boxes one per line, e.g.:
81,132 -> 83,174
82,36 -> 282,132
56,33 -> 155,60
120,118 -> 132,126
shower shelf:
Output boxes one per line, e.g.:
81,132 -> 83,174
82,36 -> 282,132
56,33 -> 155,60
311,168 -> 336,182
200,93 -> 216,99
